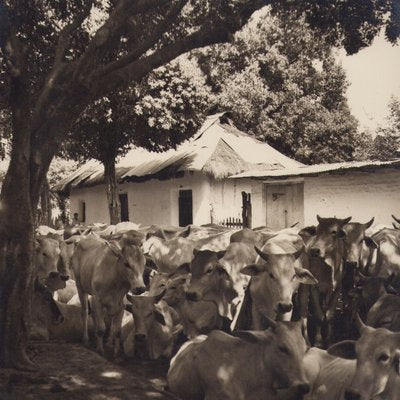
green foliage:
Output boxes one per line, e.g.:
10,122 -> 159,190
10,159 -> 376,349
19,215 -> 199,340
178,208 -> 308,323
196,11 -> 360,164
63,59 -> 210,164
358,96 -> 400,161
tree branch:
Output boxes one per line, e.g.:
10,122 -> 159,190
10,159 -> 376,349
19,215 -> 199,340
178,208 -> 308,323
98,0 -> 189,78
91,24 -> 233,97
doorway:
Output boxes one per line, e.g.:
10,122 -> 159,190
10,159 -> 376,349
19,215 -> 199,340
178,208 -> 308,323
265,182 -> 304,229
119,193 -> 129,222
179,189 -> 193,226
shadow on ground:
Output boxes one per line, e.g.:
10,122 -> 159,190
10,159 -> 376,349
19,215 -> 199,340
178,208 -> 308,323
0,342 -> 179,400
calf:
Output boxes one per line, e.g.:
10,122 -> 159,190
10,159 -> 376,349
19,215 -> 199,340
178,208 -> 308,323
167,319 -> 310,400
125,292 -> 181,359
72,236 -> 146,356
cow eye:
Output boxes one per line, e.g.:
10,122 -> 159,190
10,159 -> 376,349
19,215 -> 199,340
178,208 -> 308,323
278,345 -> 290,355
331,230 -> 337,235
124,262 -> 130,267
291,274 -> 296,281
269,272 -> 274,279
206,268 -> 213,274
42,252 -> 47,257
378,353 -> 390,363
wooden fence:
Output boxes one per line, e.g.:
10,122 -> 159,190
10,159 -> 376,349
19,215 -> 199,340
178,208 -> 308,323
220,217 -> 244,229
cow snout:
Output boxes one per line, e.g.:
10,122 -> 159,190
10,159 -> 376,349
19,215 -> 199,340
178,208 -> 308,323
277,302 -> 293,313
294,381 -> 310,395
344,389 -> 361,400
135,333 -> 146,342
309,247 -> 321,257
48,271 -> 60,279
133,286 -> 146,295
186,291 -> 198,301
60,275 -> 69,281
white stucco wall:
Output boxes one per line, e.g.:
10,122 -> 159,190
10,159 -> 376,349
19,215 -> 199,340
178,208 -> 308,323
241,168 -> 400,228
303,168 -> 400,227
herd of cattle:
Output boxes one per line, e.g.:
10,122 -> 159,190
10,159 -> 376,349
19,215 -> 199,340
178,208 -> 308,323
31,215 -> 400,400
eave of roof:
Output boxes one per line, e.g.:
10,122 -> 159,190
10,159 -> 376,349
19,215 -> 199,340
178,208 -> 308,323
230,159 -> 400,179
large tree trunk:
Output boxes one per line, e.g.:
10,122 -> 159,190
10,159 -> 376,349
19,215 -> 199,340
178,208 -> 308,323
0,131 -> 36,369
103,158 -> 120,225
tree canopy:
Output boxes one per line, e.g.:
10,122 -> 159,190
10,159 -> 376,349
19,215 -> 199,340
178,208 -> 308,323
195,10 -> 361,164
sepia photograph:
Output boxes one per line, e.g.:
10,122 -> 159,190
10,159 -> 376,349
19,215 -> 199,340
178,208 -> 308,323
0,1 -> 399,399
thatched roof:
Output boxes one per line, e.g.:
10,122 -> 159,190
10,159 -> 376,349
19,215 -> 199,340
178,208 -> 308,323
54,112 -> 302,194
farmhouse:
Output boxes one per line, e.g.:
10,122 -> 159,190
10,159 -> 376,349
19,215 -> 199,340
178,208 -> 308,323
55,112 -> 301,227
56,112 -> 400,229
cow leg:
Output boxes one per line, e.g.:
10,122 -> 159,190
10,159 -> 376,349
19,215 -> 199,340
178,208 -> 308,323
77,288 -> 89,346
108,307 -> 124,359
91,296 -> 106,355
324,289 -> 341,347
309,288 -> 324,347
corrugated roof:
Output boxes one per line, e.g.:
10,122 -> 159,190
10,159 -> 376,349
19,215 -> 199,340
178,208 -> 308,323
54,112 -> 303,193
230,159 -> 400,179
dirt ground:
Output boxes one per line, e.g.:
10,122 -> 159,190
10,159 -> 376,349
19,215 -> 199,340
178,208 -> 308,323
0,341 -> 180,400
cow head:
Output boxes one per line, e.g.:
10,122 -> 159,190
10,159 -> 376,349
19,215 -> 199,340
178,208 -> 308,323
328,315 -> 400,400
108,241 -> 146,294
125,291 -> 166,342
241,246 -> 317,317
234,319 -> 310,396
343,218 -> 377,270
308,216 -> 351,262
35,237 -> 69,287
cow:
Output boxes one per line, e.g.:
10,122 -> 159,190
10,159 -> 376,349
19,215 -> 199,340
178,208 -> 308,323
71,235 -> 146,356
125,292 -> 182,359
186,249 -> 238,325
305,215 -> 351,347
142,229 -> 234,274
167,318 -> 310,400
238,233 -> 317,329
230,228 -> 264,247
305,316 -> 400,400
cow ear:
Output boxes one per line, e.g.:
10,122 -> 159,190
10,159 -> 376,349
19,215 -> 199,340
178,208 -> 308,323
193,248 -> 200,257
327,340 -> 356,359
364,236 -> 378,249
179,226 -> 191,238
240,264 -> 265,276
293,247 -> 303,260
106,241 -> 122,258
294,266 -> 318,285
153,289 -> 166,303
154,310 -> 166,326
299,226 -> 317,237
394,349 -> 400,375
125,304 -> 133,313
216,250 -> 226,260
174,263 -> 191,275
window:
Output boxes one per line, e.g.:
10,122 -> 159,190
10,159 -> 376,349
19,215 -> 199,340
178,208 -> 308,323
119,193 -> 129,222
179,190 -> 193,226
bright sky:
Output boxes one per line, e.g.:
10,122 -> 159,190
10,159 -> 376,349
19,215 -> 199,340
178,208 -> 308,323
337,32 -> 400,132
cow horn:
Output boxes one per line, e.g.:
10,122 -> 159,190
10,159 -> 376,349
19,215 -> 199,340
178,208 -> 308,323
159,228 -> 167,240
254,246 -> 269,261
316,215 -> 323,223
364,217 -> 374,229
393,223 -> 400,230
340,216 -> 352,225
291,222 -> 299,228
355,313 -> 366,333
392,215 -> 400,224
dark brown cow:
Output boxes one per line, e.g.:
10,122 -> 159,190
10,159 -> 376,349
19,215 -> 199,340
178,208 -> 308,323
306,215 -> 351,347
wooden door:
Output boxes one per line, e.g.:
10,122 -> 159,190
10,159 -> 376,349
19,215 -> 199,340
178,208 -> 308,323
266,183 -> 304,229
119,193 -> 129,222
179,190 -> 193,227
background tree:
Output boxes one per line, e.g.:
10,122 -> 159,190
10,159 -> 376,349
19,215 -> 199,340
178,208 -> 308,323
64,60 -> 210,224
0,0 -> 398,369
196,10 -> 360,164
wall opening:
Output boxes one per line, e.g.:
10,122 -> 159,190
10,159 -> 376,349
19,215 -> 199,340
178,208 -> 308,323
79,201 -> 86,223
119,193 -> 129,222
178,189 -> 193,226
